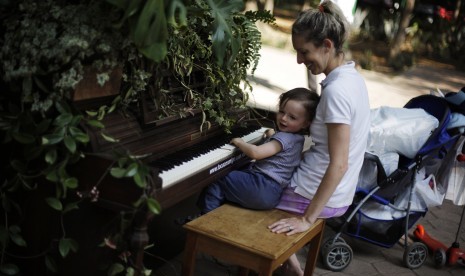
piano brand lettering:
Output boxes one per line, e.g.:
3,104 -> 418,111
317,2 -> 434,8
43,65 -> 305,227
209,154 -> 245,174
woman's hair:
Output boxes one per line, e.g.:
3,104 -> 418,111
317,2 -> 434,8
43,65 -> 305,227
292,0 -> 349,55
278,87 -> 320,123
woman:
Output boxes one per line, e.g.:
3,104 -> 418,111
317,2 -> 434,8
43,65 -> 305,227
267,1 -> 370,275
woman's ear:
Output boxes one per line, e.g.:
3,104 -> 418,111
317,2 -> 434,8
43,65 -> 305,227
323,39 -> 333,51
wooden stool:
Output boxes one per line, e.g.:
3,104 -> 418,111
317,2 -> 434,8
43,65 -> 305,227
182,204 -> 325,276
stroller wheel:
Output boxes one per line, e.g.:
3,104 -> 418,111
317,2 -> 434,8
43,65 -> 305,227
322,241 -> 353,272
403,242 -> 428,269
433,248 -> 447,268
320,236 -> 346,259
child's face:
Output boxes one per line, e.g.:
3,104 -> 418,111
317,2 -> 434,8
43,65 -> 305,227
276,99 -> 310,133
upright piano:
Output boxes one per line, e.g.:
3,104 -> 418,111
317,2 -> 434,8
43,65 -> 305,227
71,73 -> 273,273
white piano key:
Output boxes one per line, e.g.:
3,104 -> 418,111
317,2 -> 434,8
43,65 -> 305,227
160,127 -> 268,188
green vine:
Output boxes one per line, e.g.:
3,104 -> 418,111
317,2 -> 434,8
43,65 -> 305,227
0,0 -> 275,274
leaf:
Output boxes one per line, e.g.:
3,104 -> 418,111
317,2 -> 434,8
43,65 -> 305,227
42,134 -> 64,145
0,264 -> 19,275
63,201 -> 80,214
108,263 -> 125,276
45,170 -> 59,183
10,232 -> 27,247
133,0 -> 167,46
64,136 -> 76,153
70,114 -> 83,126
73,133 -> 90,143
58,238 -> 78,258
138,43 -> 167,63
133,172 -> 145,188
101,132 -> 118,142
85,110 -> 98,117
59,238 -> 70,257
131,0 -> 169,61
10,160 -> 26,172
69,126 -> 84,137
45,197 -> 63,211
68,238 -> 79,252
0,226 -> 8,245
167,0 -> 187,27
64,177 -> 78,189
125,163 -> 138,177
45,255 -> 57,273
53,113 -> 73,127
126,267 -> 135,276
45,149 -> 57,164
86,120 -> 105,129
110,167 -> 126,178
8,225 -> 20,234
146,198 -> 161,215
55,101 -> 71,115
11,132 -> 35,144
206,0 -> 243,65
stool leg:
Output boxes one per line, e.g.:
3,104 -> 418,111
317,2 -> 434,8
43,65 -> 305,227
238,267 -> 249,276
303,224 -> 324,276
258,265 -> 274,276
182,232 -> 198,276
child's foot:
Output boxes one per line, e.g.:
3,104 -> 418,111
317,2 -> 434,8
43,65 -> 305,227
275,262 -> 304,276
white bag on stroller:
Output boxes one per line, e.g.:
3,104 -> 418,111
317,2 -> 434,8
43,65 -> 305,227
367,107 -> 439,159
394,172 -> 445,212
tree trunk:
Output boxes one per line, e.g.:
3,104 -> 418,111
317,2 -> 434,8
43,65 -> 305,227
262,0 -> 274,13
453,0 -> 462,22
301,0 -> 312,11
244,0 -> 259,11
389,0 -> 415,59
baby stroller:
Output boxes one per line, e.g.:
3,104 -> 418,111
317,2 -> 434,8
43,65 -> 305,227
320,94 -> 461,271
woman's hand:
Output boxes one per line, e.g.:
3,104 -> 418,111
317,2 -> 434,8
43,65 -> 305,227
268,216 -> 312,236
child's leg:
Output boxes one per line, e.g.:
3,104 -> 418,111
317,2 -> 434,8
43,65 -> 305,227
197,180 -> 225,214
220,170 -> 282,210
198,170 -> 281,213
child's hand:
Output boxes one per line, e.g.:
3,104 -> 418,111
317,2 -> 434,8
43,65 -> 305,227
230,137 -> 244,146
263,128 -> 275,139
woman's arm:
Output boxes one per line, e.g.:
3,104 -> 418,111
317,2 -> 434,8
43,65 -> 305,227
268,123 -> 350,234
301,123 -> 350,224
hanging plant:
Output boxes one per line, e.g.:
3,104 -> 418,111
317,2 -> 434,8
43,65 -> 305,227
0,0 -> 275,274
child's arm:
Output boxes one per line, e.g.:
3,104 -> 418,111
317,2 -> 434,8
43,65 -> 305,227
231,136 -> 282,161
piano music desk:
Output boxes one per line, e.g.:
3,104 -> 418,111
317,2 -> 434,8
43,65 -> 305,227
182,204 -> 325,276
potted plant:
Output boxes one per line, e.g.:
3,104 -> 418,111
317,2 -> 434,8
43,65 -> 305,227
0,0 -> 274,274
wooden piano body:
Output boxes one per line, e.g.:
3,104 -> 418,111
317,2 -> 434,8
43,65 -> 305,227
70,90 -> 274,274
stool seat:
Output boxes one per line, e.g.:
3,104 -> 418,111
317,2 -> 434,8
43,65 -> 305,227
182,204 -> 325,276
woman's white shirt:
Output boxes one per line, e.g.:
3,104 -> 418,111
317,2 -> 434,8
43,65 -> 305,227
291,61 -> 371,208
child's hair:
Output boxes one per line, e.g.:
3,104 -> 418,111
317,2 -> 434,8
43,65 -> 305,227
278,87 -> 320,123
292,0 -> 349,55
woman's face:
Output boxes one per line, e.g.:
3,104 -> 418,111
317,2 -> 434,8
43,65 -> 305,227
292,35 -> 330,76
276,99 -> 310,133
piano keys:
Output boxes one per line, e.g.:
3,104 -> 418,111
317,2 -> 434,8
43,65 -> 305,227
156,125 -> 267,187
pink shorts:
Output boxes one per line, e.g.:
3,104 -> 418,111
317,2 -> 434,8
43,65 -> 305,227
275,185 -> 349,218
